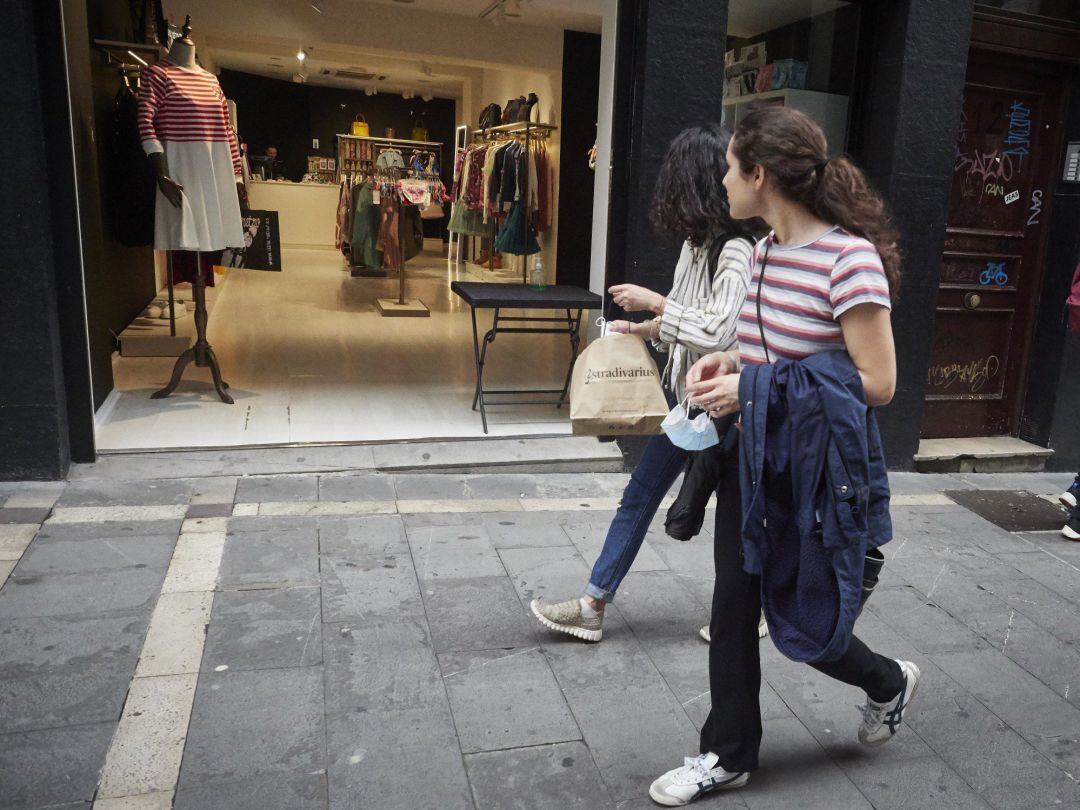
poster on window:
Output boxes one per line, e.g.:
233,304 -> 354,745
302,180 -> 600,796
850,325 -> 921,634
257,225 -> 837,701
222,210 -> 282,272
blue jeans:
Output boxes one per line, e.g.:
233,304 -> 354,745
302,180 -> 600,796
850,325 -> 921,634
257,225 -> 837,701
585,431 -> 688,602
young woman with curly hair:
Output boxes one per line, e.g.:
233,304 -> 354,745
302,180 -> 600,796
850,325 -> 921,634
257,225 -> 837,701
650,106 -> 918,806
530,124 -> 760,643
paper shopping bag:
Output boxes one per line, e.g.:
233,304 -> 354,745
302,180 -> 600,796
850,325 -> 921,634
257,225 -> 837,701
570,333 -> 668,436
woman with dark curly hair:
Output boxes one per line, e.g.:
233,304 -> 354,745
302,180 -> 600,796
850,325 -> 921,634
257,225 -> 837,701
649,106 -> 918,807
530,124 -> 759,643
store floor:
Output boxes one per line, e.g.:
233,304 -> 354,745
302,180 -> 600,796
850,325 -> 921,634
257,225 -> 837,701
95,247 -> 581,451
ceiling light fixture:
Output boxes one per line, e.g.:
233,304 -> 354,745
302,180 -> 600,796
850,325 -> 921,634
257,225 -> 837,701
311,0 -> 321,12
297,49 -> 306,62
365,86 -> 376,96
421,91 -> 434,102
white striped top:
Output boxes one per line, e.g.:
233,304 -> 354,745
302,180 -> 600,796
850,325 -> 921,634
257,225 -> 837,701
738,227 -> 891,366
656,237 -> 754,400
138,61 -> 243,176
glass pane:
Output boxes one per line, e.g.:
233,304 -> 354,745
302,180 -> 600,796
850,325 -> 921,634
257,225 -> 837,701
976,0 -> 1080,22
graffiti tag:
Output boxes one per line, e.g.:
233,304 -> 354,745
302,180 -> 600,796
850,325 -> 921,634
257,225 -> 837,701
1003,100 -> 1032,167
1028,189 -> 1043,226
927,355 -> 1001,394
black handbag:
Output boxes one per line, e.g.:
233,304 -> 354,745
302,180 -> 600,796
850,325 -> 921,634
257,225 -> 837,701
479,103 -> 502,131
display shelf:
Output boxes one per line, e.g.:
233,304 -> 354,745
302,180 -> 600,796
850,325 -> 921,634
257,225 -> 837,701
722,88 -> 849,154
93,39 -> 160,68
337,133 -> 444,148
476,121 -> 558,137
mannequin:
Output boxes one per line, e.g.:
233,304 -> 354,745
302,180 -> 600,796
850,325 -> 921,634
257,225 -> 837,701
140,14 -> 245,404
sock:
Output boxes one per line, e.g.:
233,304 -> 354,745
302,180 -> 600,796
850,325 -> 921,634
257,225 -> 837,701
579,597 -> 601,618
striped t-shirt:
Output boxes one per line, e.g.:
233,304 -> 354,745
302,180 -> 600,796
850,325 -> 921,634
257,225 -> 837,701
738,227 -> 891,366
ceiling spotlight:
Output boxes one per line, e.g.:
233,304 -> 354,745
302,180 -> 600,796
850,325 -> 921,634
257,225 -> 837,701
311,0 -> 321,12
402,89 -> 414,99
421,91 -> 434,102
506,0 -> 523,17
364,86 -> 376,96
296,49 -> 306,62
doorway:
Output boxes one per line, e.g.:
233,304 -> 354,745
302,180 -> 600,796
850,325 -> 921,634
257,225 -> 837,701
921,48 -> 1068,438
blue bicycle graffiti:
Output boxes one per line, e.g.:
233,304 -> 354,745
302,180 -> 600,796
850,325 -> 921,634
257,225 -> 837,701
979,261 -> 1009,286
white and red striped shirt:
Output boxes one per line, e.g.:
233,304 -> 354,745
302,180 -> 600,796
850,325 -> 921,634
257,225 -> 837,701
138,60 -> 242,176
737,227 -> 891,366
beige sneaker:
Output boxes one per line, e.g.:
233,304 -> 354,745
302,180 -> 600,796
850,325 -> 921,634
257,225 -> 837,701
530,598 -> 603,642
698,615 -> 768,644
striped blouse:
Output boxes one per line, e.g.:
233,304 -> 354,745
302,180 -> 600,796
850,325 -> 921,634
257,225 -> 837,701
655,237 -> 754,401
138,61 -> 243,176
737,227 -> 891,366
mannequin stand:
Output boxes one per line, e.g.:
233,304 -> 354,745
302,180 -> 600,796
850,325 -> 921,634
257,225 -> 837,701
152,251 -> 234,403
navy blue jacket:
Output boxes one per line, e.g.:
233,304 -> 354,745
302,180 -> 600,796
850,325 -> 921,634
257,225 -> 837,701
738,351 -> 891,664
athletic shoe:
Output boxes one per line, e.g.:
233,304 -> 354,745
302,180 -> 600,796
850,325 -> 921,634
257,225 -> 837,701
1059,475 -> 1080,509
530,598 -> 602,642
699,615 -> 768,644
1063,510 -> 1080,541
649,752 -> 748,806
858,660 -> 921,746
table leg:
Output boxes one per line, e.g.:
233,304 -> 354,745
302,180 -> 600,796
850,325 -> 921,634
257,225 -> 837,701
557,308 -> 584,408
468,307 -> 489,434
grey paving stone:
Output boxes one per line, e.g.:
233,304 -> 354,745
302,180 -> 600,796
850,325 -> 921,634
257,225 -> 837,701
439,646 -> 580,754
218,527 -> 319,589
393,474 -> 469,500
561,522 -> 670,574
14,533 -> 176,576
421,575 -> 536,652
887,472 -> 975,495
888,507 -> 1007,558
33,518 -> 184,541
174,772 -> 328,810
0,507 -> 51,524
836,754 -> 991,809
401,510 -> 486,529
320,545 -> 423,623
407,523 -> 507,580
542,613 -> 660,691
202,586 -> 322,672
975,575 -> 1080,643
0,566 -> 164,620
482,512 -> 576,548
864,586 -> 990,654
234,475 -> 319,503
316,473 -> 396,502
953,471 -> 1076,494
326,704 -> 471,810
461,473 -> 541,499
995,551 -> 1080,604
465,740 -> 614,809
743,717 -> 872,809
908,682 -> 1080,809
610,571 -> 707,640
534,473 -> 617,499
986,612 -> 1080,705
186,503 -> 234,519
323,617 -> 443,714
903,506 -> 1041,557
499,545 -> 593,603
1012,530 -> 1080,562
179,667 -> 324,789
56,479 -> 194,507
317,513 -> 407,555
560,679 -> 700,802
0,721 -> 116,808
188,476 -> 239,505
648,528 -> 714,574
0,612 -> 148,732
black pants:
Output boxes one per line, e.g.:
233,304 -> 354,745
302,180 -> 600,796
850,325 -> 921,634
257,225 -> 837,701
698,447 -> 904,773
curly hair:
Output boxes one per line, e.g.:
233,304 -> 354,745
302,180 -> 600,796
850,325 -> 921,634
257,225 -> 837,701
650,124 -> 762,249
732,106 -> 902,298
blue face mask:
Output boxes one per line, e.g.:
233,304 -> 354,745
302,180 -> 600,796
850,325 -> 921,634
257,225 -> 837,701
661,397 -> 719,451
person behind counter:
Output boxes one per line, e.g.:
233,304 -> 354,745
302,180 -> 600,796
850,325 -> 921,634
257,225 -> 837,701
252,146 -> 284,180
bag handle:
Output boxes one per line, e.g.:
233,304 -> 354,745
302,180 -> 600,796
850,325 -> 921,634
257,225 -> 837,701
354,113 -> 367,123
755,235 -> 773,364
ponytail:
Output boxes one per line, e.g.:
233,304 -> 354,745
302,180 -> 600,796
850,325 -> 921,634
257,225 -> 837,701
732,107 -> 902,298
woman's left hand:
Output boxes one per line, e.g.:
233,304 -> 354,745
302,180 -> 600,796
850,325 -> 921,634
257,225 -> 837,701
686,372 -> 742,417
609,283 -> 663,314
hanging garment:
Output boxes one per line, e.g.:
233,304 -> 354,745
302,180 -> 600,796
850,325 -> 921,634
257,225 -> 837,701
375,149 -> 405,170
377,194 -> 403,270
494,201 -> 540,256
137,60 -> 244,252
170,249 -> 224,287
349,181 -> 382,269
106,77 -> 156,247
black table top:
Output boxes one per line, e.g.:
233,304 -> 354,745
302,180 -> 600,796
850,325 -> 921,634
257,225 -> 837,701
451,281 -> 602,310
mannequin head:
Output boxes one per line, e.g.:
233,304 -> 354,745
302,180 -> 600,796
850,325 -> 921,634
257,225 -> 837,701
168,14 -> 197,67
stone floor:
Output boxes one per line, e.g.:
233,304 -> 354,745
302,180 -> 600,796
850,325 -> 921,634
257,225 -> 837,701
1,469 -> 1079,809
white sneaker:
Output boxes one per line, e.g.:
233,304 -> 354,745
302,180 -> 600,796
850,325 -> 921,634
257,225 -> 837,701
858,660 -> 921,746
649,752 -> 748,806
698,616 -> 768,644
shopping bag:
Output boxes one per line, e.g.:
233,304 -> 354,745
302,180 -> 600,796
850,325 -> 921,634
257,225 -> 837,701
569,333 -> 668,436
351,114 -> 370,137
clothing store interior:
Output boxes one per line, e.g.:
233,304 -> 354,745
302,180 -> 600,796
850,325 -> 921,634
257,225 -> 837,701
81,0 -> 857,452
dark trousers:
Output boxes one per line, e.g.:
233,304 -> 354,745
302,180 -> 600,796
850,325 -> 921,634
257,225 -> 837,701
699,447 -> 904,773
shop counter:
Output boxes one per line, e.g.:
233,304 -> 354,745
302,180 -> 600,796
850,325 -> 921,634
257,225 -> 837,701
248,180 -> 339,248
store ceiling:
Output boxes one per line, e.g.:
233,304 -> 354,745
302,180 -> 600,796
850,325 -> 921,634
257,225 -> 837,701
727,0 -> 850,38
356,0 -> 604,33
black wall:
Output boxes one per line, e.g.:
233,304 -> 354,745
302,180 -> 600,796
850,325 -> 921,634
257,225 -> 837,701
556,30 -> 601,289
218,69 -> 455,238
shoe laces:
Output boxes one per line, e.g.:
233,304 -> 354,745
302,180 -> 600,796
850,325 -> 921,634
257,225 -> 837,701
857,699 -> 889,729
675,754 -> 716,785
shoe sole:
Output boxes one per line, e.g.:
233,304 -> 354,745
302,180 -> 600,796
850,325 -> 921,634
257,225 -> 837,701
699,622 -> 768,644
648,772 -> 749,806
860,664 -> 921,747
530,600 -> 602,642
1060,493 -> 1077,509
1063,525 -> 1080,541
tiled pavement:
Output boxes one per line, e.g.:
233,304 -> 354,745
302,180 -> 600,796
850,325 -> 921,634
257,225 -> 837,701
1,470 -> 1079,809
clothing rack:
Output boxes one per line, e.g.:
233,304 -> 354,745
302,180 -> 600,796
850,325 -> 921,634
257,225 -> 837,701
470,121 -> 557,283
336,133 -> 444,184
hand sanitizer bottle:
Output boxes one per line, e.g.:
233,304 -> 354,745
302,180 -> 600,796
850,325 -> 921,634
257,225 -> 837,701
529,255 -> 546,291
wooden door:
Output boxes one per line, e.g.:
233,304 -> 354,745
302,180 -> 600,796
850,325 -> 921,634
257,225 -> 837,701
921,49 -> 1067,438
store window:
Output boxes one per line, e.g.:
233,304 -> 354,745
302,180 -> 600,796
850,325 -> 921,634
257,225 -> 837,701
722,0 -> 861,155
976,0 -> 1080,22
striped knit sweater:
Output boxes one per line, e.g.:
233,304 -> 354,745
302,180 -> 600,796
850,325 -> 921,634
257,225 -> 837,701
655,237 -> 754,402
137,60 -> 243,177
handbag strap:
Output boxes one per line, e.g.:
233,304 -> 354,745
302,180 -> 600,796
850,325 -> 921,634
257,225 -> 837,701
755,235 -> 773,364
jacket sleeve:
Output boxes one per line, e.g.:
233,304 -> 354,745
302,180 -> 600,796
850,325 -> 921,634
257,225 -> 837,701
137,65 -> 165,155
221,94 -> 244,178
658,238 -> 753,354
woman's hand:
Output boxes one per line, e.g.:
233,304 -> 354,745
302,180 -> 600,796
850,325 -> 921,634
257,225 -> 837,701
609,283 -> 664,314
686,351 -> 737,387
606,320 -> 632,334
685,351 -> 741,416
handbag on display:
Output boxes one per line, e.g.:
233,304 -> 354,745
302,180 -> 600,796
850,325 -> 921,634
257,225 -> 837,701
420,201 -> 444,220
479,103 -> 501,130
569,333 -> 668,436
411,116 -> 429,142
501,96 -> 525,124
351,114 -> 370,137
385,127 -> 396,139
